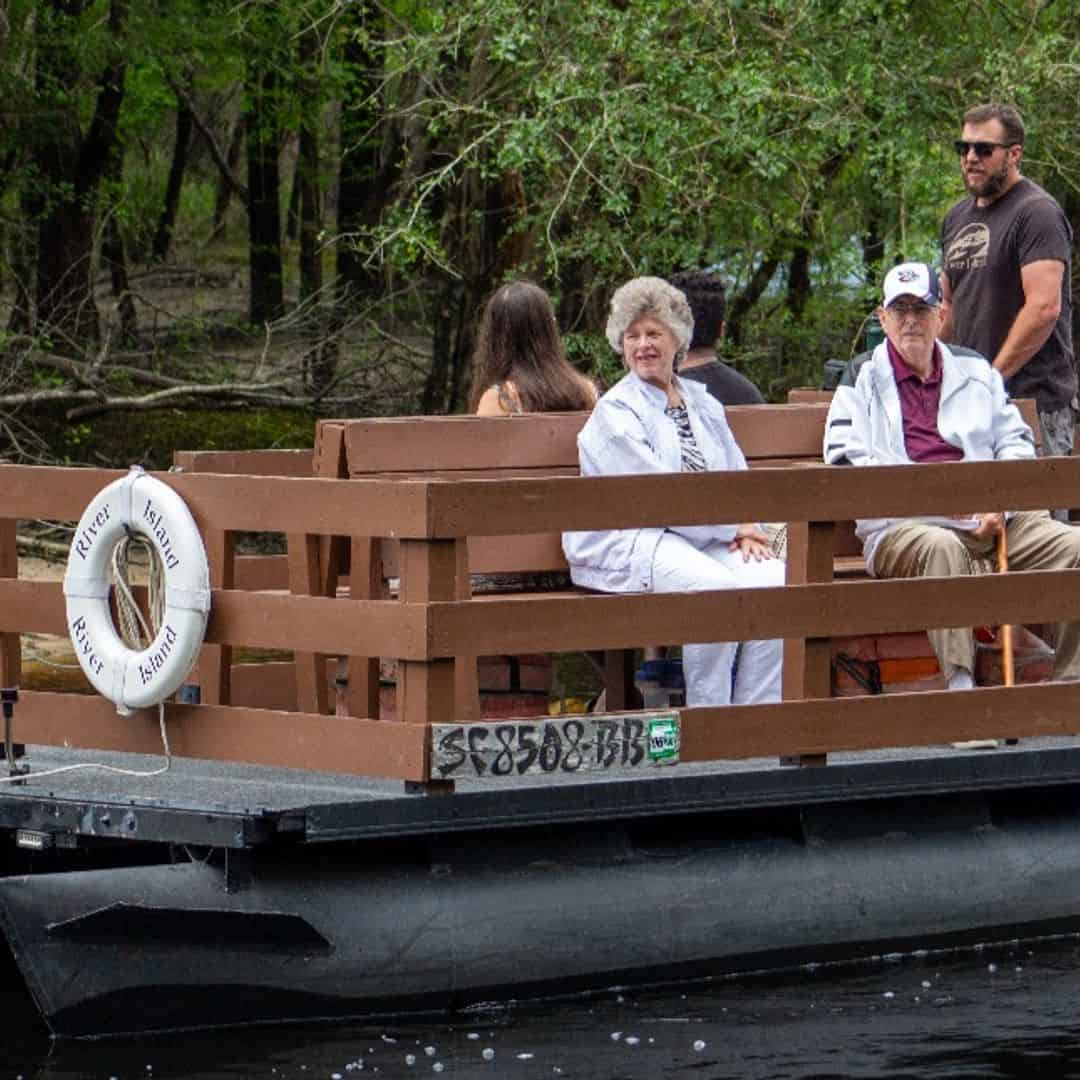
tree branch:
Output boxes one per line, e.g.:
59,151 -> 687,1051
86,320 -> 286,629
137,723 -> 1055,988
168,77 -> 249,205
64,380 -> 292,419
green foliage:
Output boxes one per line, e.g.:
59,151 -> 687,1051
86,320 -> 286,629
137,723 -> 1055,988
4,0 -> 1078,414
346,0 -> 1079,391
565,331 -> 620,392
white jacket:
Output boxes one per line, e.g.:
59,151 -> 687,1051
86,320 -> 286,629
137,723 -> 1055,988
562,371 -> 748,593
824,340 -> 1035,573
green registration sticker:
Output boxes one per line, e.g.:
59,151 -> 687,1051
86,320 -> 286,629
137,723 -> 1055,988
647,716 -> 681,764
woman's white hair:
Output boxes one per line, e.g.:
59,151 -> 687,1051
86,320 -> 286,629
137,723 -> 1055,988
605,276 -> 694,366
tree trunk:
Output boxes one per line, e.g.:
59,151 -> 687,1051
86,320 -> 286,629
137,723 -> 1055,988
6,189 -> 36,336
324,1 -> 400,392
297,40 -> 322,307
285,134 -> 300,244
32,0 -> 128,351
861,207 -> 886,289
209,117 -> 244,243
152,83 -> 194,263
423,280 -> 464,414
245,66 -> 284,325
102,214 -> 137,344
428,170 -> 529,414
298,129 -> 323,306
336,0 -> 399,303
102,125 -> 136,344
36,205 -> 99,350
555,260 -> 607,336
725,257 -> 780,346
32,0 -> 93,348
297,26 -> 332,394
0,152 -> 15,299
786,245 -> 812,321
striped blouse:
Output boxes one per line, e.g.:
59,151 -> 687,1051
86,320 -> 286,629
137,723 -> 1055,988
665,403 -> 706,472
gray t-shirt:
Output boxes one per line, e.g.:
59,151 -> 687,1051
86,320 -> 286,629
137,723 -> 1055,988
941,177 -> 1075,412
678,359 -> 766,405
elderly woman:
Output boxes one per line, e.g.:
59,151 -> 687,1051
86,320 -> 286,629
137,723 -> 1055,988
562,277 -> 783,706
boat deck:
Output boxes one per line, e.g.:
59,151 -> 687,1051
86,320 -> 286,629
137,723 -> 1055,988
4,736 -> 1080,849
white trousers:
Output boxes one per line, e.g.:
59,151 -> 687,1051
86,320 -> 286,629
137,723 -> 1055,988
650,532 -> 784,707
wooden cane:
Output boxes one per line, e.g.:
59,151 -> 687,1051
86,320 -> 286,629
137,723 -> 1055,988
996,529 -> 1015,687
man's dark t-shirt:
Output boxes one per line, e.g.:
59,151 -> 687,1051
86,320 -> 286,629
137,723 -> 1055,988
679,360 -> 766,405
941,177 -> 1075,412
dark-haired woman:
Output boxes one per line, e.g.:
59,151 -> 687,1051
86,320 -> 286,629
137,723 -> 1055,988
472,281 -> 597,415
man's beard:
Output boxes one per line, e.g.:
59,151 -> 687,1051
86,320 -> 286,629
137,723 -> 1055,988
965,158 -> 1010,200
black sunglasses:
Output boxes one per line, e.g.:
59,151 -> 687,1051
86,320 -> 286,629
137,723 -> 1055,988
954,140 -> 1016,158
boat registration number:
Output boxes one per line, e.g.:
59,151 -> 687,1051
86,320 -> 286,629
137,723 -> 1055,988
430,712 -> 680,780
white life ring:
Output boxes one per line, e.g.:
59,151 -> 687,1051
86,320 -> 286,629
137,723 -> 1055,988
63,467 -> 211,715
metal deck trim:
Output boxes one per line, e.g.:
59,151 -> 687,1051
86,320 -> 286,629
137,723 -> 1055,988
3,744 -> 1080,849
305,745 -> 1080,840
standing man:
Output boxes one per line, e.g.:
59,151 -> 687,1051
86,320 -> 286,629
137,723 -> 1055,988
941,103 -> 1076,470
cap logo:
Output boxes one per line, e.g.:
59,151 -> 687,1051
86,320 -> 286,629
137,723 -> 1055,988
896,269 -> 918,282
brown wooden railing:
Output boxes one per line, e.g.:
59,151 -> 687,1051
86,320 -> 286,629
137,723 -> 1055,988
4,456 -> 1080,783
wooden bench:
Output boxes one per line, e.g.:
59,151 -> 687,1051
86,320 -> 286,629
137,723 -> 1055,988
315,413 -> 614,723
178,406 -> 827,718
174,434 -> 574,719
311,403 -> 902,717
175,395 -> 1050,720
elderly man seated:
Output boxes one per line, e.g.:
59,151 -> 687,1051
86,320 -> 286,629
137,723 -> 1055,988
824,261 -> 1080,692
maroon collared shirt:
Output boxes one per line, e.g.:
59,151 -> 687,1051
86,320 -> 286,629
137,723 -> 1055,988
886,340 -> 964,463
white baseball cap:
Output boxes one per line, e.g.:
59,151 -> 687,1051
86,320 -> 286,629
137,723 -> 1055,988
882,262 -> 943,308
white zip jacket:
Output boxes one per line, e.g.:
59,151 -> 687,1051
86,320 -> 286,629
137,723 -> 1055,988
562,370 -> 748,593
823,340 -> 1035,574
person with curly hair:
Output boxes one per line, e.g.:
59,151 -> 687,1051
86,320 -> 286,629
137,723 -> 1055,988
667,269 -> 765,405
471,281 -> 597,415
562,276 -> 783,707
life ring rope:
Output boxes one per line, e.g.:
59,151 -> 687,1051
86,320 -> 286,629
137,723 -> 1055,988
112,535 -> 162,650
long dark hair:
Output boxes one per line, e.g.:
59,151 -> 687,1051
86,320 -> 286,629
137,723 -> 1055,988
470,281 -> 595,412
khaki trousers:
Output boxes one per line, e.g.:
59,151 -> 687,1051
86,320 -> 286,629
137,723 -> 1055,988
873,511 -> 1080,682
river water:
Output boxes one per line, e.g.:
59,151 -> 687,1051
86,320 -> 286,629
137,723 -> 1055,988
6,935 -> 1080,1079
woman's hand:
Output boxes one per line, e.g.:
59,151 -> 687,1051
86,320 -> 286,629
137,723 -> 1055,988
729,523 -> 774,562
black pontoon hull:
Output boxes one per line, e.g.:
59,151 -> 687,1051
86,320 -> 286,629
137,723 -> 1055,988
3,800 -> 1080,1036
